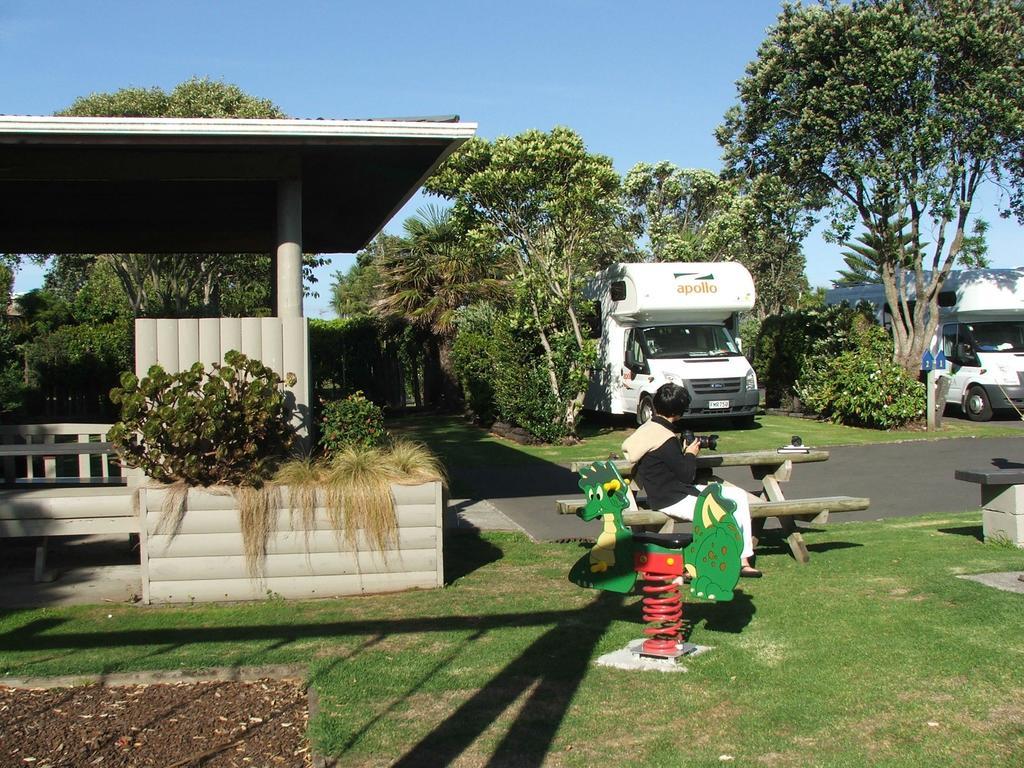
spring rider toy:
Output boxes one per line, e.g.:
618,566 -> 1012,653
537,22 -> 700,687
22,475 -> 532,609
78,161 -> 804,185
568,460 -> 743,660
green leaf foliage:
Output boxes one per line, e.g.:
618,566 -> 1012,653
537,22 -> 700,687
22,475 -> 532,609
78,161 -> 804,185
798,325 -> 925,429
450,303 -> 592,443
109,351 -> 297,487
449,303 -> 500,425
15,264 -> 134,419
309,317 -> 404,407
0,317 -> 23,415
58,77 -> 284,119
318,392 -> 389,456
622,163 -> 731,262
752,303 -> 878,408
719,0 -> 1024,370
425,127 -> 623,436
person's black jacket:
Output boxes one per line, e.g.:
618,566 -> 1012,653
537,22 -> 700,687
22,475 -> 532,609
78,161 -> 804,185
621,415 -> 700,510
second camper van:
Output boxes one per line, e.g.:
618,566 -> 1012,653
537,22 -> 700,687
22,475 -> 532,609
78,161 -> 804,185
827,268 -> 1024,421
583,262 -> 760,425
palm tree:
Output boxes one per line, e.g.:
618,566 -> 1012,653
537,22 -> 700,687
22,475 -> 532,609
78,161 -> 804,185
834,210 -> 921,287
373,206 -> 507,409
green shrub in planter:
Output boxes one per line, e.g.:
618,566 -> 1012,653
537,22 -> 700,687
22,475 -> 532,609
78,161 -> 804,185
109,350 -> 297,486
319,391 -> 388,455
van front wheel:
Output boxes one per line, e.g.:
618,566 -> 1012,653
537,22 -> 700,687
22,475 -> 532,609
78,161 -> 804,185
965,385 -> 993,422
637,396 -> 654,425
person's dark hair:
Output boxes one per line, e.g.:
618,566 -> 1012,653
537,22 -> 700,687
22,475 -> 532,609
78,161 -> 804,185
653,382 -> 690,419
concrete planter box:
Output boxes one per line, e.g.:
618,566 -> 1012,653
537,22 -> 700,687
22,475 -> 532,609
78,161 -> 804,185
137,482 -> 444,604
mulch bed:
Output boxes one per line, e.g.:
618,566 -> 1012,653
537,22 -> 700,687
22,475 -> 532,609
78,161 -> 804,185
0,678 -> 311,767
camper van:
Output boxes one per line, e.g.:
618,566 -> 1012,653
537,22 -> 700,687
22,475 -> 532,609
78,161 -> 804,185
583,262 -> 759,425
826,268 -> 1024,421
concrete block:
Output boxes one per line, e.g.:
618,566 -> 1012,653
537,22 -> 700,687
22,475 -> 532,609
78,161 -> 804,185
981,484 -> 1024,515
982,508 -> 1024,548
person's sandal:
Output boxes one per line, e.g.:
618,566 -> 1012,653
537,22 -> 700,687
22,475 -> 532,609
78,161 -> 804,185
740,566 -> 763,578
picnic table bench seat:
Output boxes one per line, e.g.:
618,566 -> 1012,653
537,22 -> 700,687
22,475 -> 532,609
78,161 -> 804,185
556,495 -> 871,522
560,450 -> 870,563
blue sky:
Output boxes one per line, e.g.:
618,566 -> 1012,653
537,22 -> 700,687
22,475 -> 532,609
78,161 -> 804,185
2,0 -> 1021,317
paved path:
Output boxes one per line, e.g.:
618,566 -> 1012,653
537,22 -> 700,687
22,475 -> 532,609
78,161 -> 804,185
475,435 -> 1024,541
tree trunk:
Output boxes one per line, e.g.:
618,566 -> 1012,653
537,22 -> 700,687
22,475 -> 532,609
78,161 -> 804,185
421,337 -> 442,408
437,338 -> 465,412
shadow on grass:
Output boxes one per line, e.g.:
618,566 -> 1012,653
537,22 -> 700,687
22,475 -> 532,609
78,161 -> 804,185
938,525 -> 985,542
1,593 -> 625,768
392,591 -> 623,768
679,590 -> 756,637
443,530 -> 504,585
753,528 -> 863,560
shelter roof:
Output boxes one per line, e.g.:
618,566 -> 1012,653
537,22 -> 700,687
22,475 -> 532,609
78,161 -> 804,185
0,115 -> 476,253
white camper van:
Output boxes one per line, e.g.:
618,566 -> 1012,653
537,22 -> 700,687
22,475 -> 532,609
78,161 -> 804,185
583,262 -> 759,425
826,268 -> 1024,421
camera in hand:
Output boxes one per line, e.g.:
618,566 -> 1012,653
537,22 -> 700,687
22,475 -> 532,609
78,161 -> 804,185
681,430 -> 718,451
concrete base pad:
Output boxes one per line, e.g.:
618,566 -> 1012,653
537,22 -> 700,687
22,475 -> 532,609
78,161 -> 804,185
958,571 -> 1024,595
445,498 -> 525,534
594,639 -> 712,672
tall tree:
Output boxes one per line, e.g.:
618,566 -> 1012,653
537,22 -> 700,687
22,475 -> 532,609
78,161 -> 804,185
696,174 -> 811,317
425,128 -> 626,435
836,213 -> 986,287
622,164 -> 732,262
718,0 -> 1024,371
624,163 -> 809,317
373,207 -> 505,338
0,265 -> 25,413
52,78 -> 326,316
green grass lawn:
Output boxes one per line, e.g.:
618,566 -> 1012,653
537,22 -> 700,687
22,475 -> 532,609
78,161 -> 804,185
2,516 -> 1022,766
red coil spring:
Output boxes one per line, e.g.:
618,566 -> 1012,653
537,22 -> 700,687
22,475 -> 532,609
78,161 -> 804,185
637,569 -> 683,656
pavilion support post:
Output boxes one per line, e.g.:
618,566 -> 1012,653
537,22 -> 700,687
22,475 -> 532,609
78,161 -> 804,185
276,178 -> 303,318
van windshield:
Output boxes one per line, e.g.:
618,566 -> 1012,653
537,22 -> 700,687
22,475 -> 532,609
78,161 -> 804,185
639,325 -> 741,359
967,321 -> 1024,353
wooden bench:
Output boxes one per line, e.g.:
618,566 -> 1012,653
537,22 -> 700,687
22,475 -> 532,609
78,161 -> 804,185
0,424 -> 137,581
0,423 -> 124,487
559,450 -> 870,563
955,467 -> 1024,548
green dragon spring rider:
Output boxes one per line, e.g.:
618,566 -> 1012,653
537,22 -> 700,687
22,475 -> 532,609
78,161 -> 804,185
568,460 -> 744,659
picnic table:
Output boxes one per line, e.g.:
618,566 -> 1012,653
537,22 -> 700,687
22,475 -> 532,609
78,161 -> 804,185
558,448 -> 870,563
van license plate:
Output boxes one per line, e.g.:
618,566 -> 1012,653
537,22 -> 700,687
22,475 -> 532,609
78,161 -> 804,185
708,400 -> 730,409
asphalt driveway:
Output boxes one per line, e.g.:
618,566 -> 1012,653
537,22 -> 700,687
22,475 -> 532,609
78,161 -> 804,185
470,433 -> 1024,541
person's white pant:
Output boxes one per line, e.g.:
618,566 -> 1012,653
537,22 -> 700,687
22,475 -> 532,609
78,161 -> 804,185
659,484 -> 754,559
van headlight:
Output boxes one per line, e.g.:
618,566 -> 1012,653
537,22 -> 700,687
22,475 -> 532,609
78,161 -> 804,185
744,368 -> 757,391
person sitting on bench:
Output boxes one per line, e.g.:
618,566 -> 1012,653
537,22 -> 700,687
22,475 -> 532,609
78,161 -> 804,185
623,382 -> 762,578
